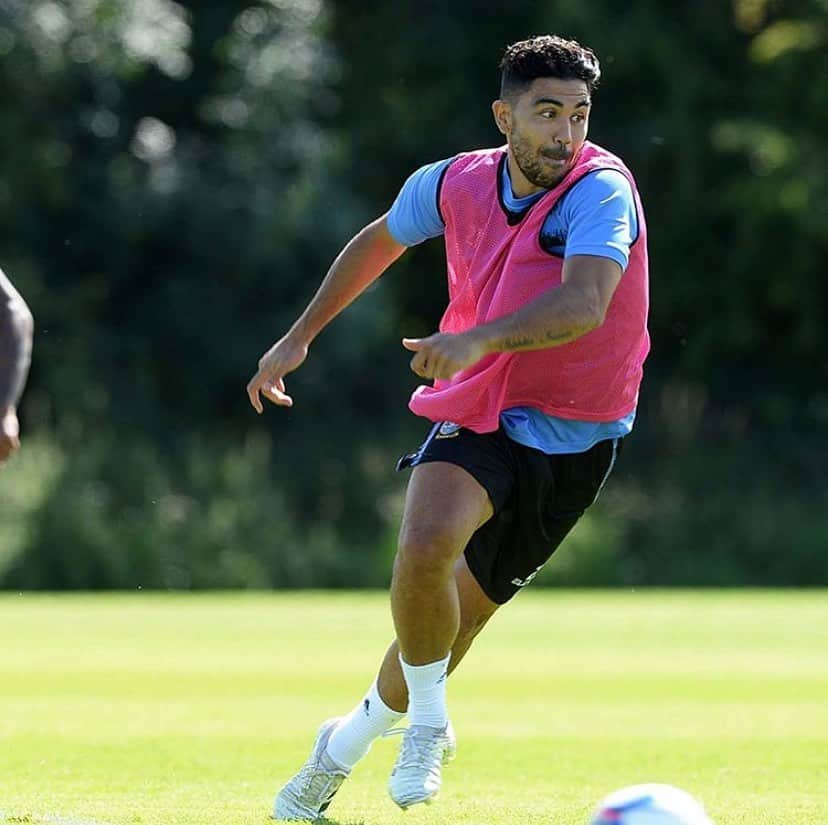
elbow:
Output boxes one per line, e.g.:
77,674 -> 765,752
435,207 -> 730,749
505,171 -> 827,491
565,281 -> 608,335
587,308 -> 605,332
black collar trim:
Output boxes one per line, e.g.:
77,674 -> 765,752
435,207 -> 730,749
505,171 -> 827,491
496,153 -> 535,226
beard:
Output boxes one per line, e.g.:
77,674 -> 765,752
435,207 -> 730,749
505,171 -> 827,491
510,129 -> 574,189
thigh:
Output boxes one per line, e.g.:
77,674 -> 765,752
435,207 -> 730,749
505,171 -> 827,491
400,461 -> 494,553
397,422 -> 517,514
397,423 -> 518,550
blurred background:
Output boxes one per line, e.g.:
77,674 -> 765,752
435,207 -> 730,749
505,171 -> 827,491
0,0 -> 825,591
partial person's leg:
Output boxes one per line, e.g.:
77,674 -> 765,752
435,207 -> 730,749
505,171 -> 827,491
391,462 -> 494,668
326,555 -> 499,768
274,447 -> 503,819
376,554 -> 499,711
386,463 -> 496,808
390,462 -> 492,734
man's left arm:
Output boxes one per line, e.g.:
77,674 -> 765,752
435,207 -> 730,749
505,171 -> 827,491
477,254 -> 621,350
403,255 -> 620,379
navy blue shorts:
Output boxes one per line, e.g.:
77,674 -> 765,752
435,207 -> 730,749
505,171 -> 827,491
397,422 -> 621,604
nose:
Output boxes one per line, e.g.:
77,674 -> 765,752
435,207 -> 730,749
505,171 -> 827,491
555,122 -> 573,147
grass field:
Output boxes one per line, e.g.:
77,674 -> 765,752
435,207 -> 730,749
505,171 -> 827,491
0,591 -> 826,825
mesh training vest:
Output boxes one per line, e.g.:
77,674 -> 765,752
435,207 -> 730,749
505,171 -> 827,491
408,141 -> 650,432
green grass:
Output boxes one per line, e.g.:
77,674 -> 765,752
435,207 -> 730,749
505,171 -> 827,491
0,591 -> 826,824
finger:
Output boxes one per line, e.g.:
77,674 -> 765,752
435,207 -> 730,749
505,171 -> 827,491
263,376 -> 292,406
262,380 -> 293,407
246,374 -> 265,414
402,337 -> 423,352
409,350 -> 429,377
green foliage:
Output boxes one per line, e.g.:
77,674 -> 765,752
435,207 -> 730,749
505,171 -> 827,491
537,437 -> 828,587
1,431 -> 394,589
0,437 -> 64,578
1,1 -> 826,588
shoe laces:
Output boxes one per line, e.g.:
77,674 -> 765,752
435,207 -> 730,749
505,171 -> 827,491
384,725 -> 447,770
296,755 -> 346,805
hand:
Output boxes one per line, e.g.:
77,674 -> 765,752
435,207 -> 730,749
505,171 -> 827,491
0,407 -> 20,465
246,335 -> 309,414
402,330 -> 491,380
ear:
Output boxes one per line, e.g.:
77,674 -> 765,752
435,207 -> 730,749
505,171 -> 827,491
491,99 -> 511,136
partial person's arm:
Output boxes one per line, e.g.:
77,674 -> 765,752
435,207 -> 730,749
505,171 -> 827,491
403,255 -> 621,379
0,269 -> 34,464
247,214 -> 407,412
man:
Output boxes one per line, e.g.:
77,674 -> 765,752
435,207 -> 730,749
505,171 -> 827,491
0,268 -> 34,465
248,34 -> 649,821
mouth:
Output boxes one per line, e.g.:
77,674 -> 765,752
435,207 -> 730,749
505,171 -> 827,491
541,151 -> 572,165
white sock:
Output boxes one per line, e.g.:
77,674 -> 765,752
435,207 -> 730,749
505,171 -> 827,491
325,681 -> 405,769
399,652 -> 450,729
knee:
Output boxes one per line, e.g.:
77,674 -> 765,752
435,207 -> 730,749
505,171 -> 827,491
396,523 -> 463,576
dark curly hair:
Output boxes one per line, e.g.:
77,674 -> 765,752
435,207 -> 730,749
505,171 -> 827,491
500,35 -> 601,99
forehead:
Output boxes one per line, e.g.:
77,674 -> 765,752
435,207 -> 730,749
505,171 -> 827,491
516,77 -> 591,107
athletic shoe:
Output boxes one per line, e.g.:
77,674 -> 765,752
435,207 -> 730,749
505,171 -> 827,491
386,720 -> 456,809
272,718 -> 350,821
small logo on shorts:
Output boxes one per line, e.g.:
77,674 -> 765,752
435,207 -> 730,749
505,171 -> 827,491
511,564 -> 545,588
436,421 -> 461,439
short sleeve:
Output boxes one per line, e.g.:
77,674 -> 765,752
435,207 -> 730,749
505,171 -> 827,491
560,169 -> 639,270
386,158 -> 451,246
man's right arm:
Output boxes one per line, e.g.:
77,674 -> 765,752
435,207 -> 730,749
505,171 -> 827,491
289,213 -> 406,347
247,213 -> 407,412
0,269 -> 34,464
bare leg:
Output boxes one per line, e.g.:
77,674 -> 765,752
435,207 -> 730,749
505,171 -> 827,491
379,554 -> 500,712
390,462 -> 494,666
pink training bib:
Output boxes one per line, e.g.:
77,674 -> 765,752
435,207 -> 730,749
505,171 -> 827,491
409,142 -> 650,433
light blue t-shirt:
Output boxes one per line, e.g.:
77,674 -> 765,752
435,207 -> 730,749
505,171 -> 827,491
388,156 -> 639,454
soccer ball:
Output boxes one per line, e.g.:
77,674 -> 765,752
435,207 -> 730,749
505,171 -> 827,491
590,783 -> 714,824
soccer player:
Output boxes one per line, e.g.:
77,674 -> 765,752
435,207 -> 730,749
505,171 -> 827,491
248,34 -> 650,821
0,268 -> 34,466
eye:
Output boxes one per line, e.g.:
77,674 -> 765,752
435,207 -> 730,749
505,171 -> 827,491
572,113 -> 586,123
539,110 -> 558,119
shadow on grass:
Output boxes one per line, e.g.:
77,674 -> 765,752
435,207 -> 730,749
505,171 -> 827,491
263,819 -> 364,825
1,815 -> 114,825
262,817 -> 365,825
318,818 -> 366,825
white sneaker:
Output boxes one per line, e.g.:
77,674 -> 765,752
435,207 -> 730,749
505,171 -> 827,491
273,718 -> 350,822
386,721 -> 456,809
